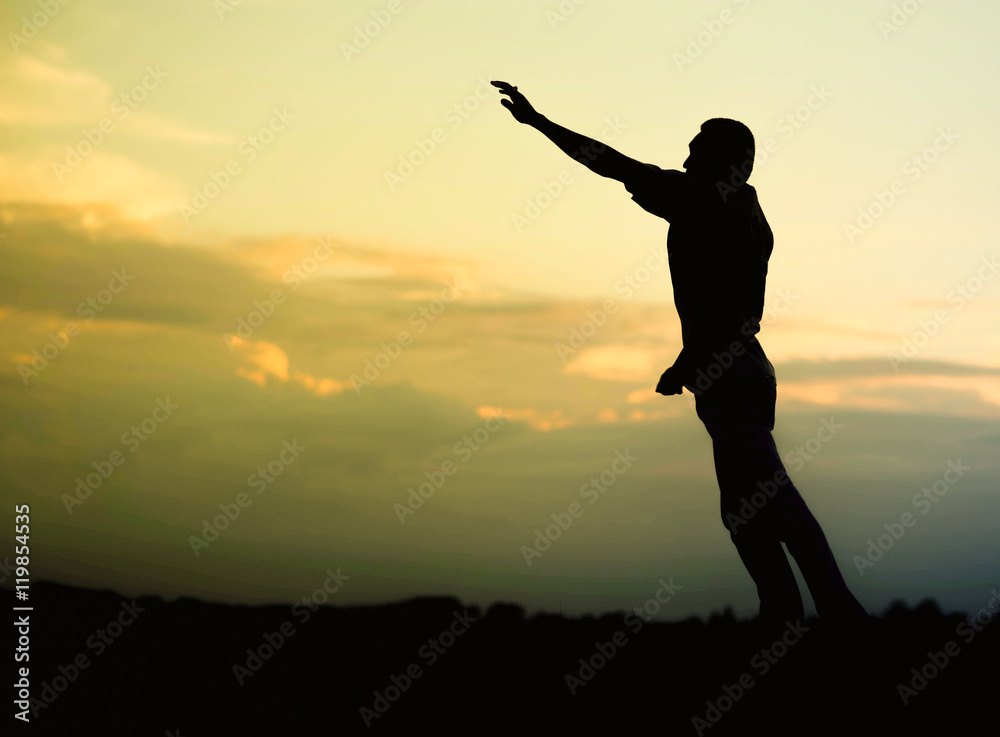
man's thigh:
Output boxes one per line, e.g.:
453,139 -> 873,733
694,378 -> 787,519
694,375 -> 776,431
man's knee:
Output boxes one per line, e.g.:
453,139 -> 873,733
723,507 -> 776,540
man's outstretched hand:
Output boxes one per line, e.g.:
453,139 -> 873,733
655,366 -> 684,396
492,81 -> 542,126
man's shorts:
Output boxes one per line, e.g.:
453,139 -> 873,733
693,374 -> 777,433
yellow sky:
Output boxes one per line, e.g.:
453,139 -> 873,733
1,0 -> 999,618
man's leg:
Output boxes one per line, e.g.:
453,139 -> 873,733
749,377 -> 867,622
698,382 -> 805,629
698,376 -> 866,625
761,447 -> 868,623
743,378 -> 866,622
710,428 -> 805,631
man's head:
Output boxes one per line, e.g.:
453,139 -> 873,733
683,118 -> 755,183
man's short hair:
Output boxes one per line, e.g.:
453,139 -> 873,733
699,118 -> 755,179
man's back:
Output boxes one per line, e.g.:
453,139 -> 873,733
625,169 -> 775,389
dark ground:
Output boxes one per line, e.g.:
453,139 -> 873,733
4,582 -> 996,736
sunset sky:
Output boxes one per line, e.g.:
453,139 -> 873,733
1,0 -> 998,620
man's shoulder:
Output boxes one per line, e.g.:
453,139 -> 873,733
624,165 -> 685,189
624,166 -> 692,221
717,182 -> 767,219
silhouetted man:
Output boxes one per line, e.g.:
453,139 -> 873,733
494,81 -> 866,630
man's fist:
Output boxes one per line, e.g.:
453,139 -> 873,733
655,367 -> 684,396
492,80 -> 542,126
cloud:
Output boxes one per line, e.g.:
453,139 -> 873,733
564,343 -> 674,383
118,111 -> 234,146
780,374 -> 1000,418
776,357 -> 1000,382
0,152 -> 185,221
218,233 -> 479,291
0,54 -> 228,145
0,56 -> 110,126
0,54 -> 233,220
4,201 -> 1000,429
227,335 -> 345,396
0,200 -> 996,620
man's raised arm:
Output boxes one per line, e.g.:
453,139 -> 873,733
492,80 -> 650,184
